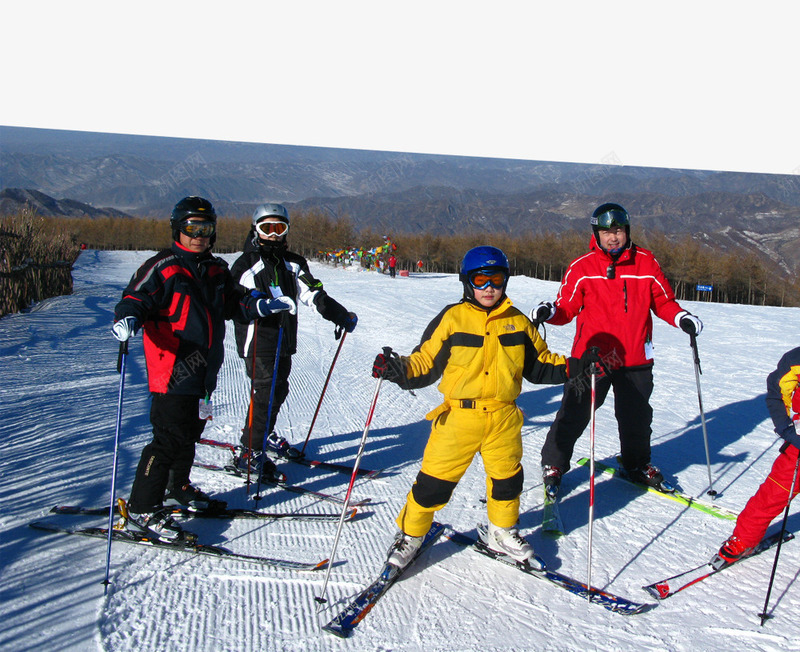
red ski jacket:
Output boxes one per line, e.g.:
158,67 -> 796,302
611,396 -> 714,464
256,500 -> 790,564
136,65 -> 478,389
547,238 -> 685,369
115,243 -> 261,396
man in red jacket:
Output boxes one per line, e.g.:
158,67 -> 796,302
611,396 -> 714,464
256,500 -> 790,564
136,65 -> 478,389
531,203 -> 703,495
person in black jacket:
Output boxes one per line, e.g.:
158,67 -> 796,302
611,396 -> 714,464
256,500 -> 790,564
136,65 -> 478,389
230,203 -> 357,480
112,197 -> 293,541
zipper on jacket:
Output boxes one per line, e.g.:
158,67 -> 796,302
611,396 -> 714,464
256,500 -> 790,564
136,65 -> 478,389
623,280 -> 628,312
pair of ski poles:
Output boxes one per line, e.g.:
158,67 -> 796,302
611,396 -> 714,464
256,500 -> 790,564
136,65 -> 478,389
586,336 -> 715,596
585,336 -> 797,623
103,325 -> 350,591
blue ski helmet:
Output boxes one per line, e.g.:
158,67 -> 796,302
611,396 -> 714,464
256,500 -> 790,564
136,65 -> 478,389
460,245 -> 509,277
459,246 -> 510,303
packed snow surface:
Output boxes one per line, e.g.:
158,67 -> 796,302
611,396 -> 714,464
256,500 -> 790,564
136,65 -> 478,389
2,250 -> 800,651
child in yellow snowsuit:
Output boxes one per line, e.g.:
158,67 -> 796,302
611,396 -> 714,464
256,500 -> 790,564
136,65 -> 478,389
372,245 -> 599,569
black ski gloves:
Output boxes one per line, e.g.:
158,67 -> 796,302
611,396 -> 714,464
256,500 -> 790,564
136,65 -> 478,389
677,311 -> 703,336
372,348 -> 405,384
530,301 -> 555,327
567,347 -> 602,380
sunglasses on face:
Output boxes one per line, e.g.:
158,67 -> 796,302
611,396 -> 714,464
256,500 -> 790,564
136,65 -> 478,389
469,270 -> 507,290
179,220 -> 215,238
593,209 -> 630,229
256,220 -> 289,237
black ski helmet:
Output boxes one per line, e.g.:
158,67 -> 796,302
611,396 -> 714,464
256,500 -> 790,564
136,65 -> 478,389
591,202 -> 630,246
170,196 -> 217,245
459,245 -> 510,303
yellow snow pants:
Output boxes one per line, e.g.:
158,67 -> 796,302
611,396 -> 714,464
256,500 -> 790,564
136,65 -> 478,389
396,400 -> 524,537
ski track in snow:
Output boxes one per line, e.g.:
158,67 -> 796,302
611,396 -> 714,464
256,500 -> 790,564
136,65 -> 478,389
2,250 -> 800,651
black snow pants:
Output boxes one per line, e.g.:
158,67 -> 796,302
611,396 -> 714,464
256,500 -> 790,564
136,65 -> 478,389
540,364 -> 654,473
128,393 -> 207,513
239,353 -> 292,450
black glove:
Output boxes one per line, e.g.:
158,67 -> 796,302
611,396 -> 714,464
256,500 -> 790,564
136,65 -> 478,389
530,301 -> 555,327
567,347 -> 602,379
678,312 -> 703,336
372,347 -> 405,384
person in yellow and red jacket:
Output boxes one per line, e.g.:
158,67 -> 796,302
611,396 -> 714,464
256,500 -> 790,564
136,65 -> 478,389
531,203 -> 702,496
112,197 -> 293,542
710,347 -> 800,568
371,245 -> 599,570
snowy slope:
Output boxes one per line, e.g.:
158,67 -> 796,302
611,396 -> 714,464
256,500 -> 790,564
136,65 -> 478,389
2,250 -> 799,651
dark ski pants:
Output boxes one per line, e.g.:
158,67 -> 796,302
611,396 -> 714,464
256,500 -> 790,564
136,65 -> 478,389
541,365 -> 654,473
128,393 -> 207,513
240,353 -> 292,450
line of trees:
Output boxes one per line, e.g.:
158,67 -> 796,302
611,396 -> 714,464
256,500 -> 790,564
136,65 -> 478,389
1,209 -> 81,316
14,208 -> 800,309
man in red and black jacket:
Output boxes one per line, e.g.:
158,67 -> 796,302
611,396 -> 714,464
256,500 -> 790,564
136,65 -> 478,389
112,196 -> 293,541
531,202 -> 703,495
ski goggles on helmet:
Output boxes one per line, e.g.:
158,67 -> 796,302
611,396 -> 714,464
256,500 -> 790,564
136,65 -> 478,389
592,208 -> 630,229
179,220 -> 216,238
468,270 -> 507,290
256,220 -> 289,237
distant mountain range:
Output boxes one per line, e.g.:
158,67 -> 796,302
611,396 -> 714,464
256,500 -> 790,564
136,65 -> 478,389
2,125 -> 800,275
0,187 -> 131,219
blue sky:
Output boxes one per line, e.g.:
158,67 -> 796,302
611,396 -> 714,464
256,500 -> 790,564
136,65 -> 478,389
2,2 -> 798,176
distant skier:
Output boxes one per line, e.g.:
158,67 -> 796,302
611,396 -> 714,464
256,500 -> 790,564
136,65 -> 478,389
388,254 -> 397,278
230,203 -> 357,479
372,245 -> 598,569
710,347 -> 800,568
112,196 -> 289,541
531,202 -> 703,497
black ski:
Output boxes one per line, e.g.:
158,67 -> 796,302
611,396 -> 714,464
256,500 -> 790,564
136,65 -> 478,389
447,527 -> 652,615
576,457 -> 738,521
199,437 -> 382,479
642,531 -> 795,600
191,461 -> 371,507
29,521 -> 329,571
50,504 -> 357,522
321,522 -> 446,637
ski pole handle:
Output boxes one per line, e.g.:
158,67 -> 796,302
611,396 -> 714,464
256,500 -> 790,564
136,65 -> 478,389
116,340 -> 128,373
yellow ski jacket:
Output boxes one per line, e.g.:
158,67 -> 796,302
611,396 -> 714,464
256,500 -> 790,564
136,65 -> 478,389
401,296 -> 568,407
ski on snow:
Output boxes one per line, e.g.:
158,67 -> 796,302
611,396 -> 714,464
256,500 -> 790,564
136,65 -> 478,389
29,520 -> 329,571
642,531 -> 795,600
576,457 -> 739,521
321,522 -> 446,638
50,504 -> 357,522
448,527 -> 652,615
191,460 -> 371,508
198,437 -> 382,479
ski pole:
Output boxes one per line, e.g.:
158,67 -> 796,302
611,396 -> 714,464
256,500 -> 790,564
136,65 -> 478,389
253,326 -> 284,503
315,370 -> 385,611
587,358 -> 598,599
103,340 -> 128,594
301,329 -> 347,454
758,450 -> 800,625
689,334 -> 716,496
244,326 -> 259,487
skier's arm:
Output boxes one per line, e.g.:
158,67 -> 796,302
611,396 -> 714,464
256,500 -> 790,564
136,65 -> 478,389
766,349 -> 800,449
522,325 -> 569,385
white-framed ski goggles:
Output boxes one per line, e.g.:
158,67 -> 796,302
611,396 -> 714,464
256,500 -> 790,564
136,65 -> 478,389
256,220 -> 289,237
